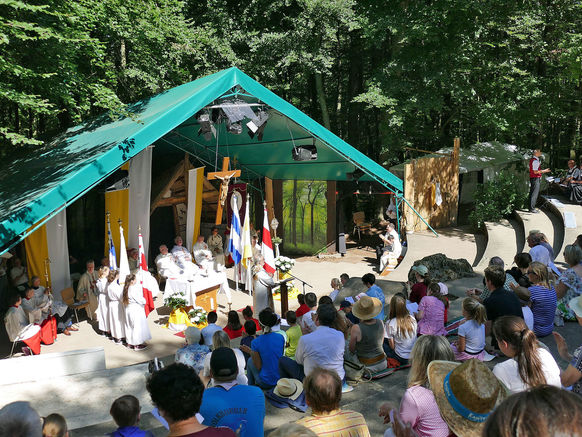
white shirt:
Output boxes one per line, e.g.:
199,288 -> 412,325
389,229 -> 402,257
530,244 -> 551,267
300,309 -> 317,334
522,306 -> 534,331
385,316 -> 417,359
202,348 -> 248,386
457,319 -> 485,353
329,289 -> 340,302
492,348 -> 561,394
295,325 -> 345,380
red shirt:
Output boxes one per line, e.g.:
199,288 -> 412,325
223,326 -> 243,339
295,303 -> 310,317
410,282 -> 427,304
245,318 -> 260,332
529,157 -> 541,178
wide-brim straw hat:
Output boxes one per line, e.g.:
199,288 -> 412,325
273,378 -> 303,400
428,360 -> 508,437
570,296 -> 582,318
351,296 -> 382,320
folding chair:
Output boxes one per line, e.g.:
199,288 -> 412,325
352,211 -> 371,239
60,287 -> 89,325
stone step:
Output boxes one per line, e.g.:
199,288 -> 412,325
543,196 -> 582,262
476,218 -> 520,271
514,206 -> 562,259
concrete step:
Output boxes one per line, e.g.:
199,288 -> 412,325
515,206 -> 563,259
543,196 -> 582,262
476,218 -> 521,271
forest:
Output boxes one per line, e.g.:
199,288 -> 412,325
1,0 -> 581,168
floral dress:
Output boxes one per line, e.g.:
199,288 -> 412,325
556,268 -> 582,324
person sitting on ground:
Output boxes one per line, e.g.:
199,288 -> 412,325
467,256 -> 518,302
340,300 -> 359,325
279,304 -> 347,389
510,261 -> 557,337
0,401 -> 42,437
296,367 -> 371,437
175,326 -> 211,374
3,291 -> 41,355
537,232 -> 555,261
340,273 -> 350,287
378,335 -> 455,437
318,295 -> 333,306
384,293 -> 417,365
329,303 -> 349,339
416,282 -> 447,336
506,252 -> 532,288
329,278 -> 341,302
295,293 -> 310,318
492,315 -> 561,394
146,363 -> 236,437
240,320 -> 257,365
241,309 -> 284,389
554,244 -> 582,325
42,413 -> 69,437
552,296 -> 582,397
201,330 -> 247,387
451,298 -> 488,361
361,273 -> 385,321
408,265 -> 430,305
299,292 -> 318,334
349,296 -> 387,372
284,310 -> 302,359
109,395 -> 153,437
427,358 -> 508,437
223,310 -> 243,339
242,305 -> 260,331
527,232 -> 552,268
513,286 -> 534,331
479,264 -> 523,349
201,311 -> 222,347
483,385 -> 582,437
199,348 -> 265,437
575,234 -> 582,248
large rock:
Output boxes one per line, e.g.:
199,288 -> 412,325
408,253 -> 474,283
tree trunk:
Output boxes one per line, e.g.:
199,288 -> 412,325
300,203 -> 306,243
314,71 -> 331,130
291,180 -> 297,246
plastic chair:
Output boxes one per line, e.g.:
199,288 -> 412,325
352,211 -> 371,239
60,287 -> 89,324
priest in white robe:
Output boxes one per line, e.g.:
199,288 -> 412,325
155,245 -> 183,279
172,236 -> 200,279
76,260 -> 99,320
193,235 -> 213,274
207,227 -> 225,270
21,286 -> 50,324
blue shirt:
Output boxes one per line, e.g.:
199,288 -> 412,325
529,285 -> 557,337
250,332 -> 284,386
109,426 -> 154,437
200,384 -> 265,437
366,284 -> 385,321
201,323 -> 223,346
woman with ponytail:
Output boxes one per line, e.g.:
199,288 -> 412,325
106,270 -> 125,344
122,274 -> 151,351
492,315 -> 561,393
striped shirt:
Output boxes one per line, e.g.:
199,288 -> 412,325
296,409 -> 370,437
529,285 -> 557,337
399,386 -> 450,437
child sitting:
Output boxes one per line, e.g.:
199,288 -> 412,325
295,293 -> 310,318
284,310 -> 302,359
42,413 -> 68,437
416,282 -> 447,336
451,298 -> 488,361
514,286 -> 534,331
384,293 -> 417,365
242,305 -> 260,331
109,395 -> 154,437
240,320 -> 257,365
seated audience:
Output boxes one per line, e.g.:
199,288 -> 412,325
506,252 -> 532,287
318,295 -> 333,306
427,358 -> 508,437
408,265 -> 429,304
296,368 -> 371,437
42,413 -> 69,437
361,273 -> 385,320
329,278 -> 341,302
340,273 -> 349,287
201,330 -> 247,386
492,316 -> 561,394
240,320 -> 257,364
340,300 -> 359,325
241,309 -> 284,389
563,159 -> 579,196
201,311 -> 222,347
378,335 -> 455,437
4,291 -> 41,354
146,363 -> 236,436
552,296 -> 582,396
109,395 -> 153,437
199,348 -> 265,437
295,293 -> 310,318
269,423 -> 317,437
175,326 -> 211,374
299,292 -> 318,334
527,232 -> 552,267
483,385 -> 582,437
555,244 -> 582,325
242,305 -> 260,331
284,310 -> 302,359
384,293 -> 417,365
416,283 -> 447,336
467,256 -> 518,302
451,298 -> 488,361
0,401 -> 42,437
348,296 -> 387,372
223,310 -> 243,339
513,285 -> 534,331
279,304 -> 346,386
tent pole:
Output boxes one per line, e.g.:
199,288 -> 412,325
399,196 -> 438,237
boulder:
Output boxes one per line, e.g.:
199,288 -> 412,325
408,253 -> 474,283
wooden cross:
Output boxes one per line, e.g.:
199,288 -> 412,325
207,157 -> 241,225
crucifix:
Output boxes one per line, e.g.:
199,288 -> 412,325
207,157 -> 241,224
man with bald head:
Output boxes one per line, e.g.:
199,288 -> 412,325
155,244 -> 182,279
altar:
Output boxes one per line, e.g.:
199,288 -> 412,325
163,270 -> 231,312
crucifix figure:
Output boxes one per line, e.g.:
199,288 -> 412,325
207,157 -> 241,225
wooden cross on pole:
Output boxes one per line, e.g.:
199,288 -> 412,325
207,157 -> 241,225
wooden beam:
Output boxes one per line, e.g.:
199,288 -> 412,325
154,196 -> 187,208
207,157 -> 241,225
150,161 -> 186,215
265,177 -> 274,224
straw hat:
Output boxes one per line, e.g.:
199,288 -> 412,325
569,296 -> 582,318
273,378 -> 303,400
428,359 -> 508,437
351,296 -> 382,320
411,264 -> 428,276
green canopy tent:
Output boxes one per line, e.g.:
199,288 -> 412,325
0,67 -> 433,254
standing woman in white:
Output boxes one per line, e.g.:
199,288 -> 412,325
96,266 -> 110,337
122,274 -> 151,351
107,270 -> 125,344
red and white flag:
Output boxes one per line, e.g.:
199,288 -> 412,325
262,207 -> 276,274
138,231 -> 155,317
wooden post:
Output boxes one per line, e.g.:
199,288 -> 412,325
207,157 -> 241,225
273,179 -> 284,247
265,177 -> 274,223
280,281 -> 289,315
326,181 -> 337,252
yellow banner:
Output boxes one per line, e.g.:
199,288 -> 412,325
25,225 -> 51,287
105,189 -> 129,260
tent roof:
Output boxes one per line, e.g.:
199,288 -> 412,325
0,67 -> 403,251
389,141 -> 527,175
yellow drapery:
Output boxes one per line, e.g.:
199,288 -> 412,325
191,167 -> 204,248
24,225 -> 51,287
104,163 -> 130,260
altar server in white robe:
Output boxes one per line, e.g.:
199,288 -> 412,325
4,292 -> 41,344
96,266 -> 110,337
193,235 -> 213,274
155,245 -> 183,279
172,236 -> 199,279
76,260 -> 99,320
122,274 -> 151,350
20,286 -> 50,324
107,270 -> 126,343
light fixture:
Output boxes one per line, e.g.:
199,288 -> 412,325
197,112 -> 216,140
247,109 -> 269,133
292,138 -> 317,161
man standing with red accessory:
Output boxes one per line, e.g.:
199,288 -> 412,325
529,149 -> 551,213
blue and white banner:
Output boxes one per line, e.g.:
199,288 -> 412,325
228,197 -> 242,265
107,219 -> 118,270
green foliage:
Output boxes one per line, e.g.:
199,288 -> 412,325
469,171 -> 528,228
164,292 -> 187,310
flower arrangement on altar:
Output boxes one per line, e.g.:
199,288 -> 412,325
274,256 -> 295,273
188,306 -> 208,328
164,292 -> 188,311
